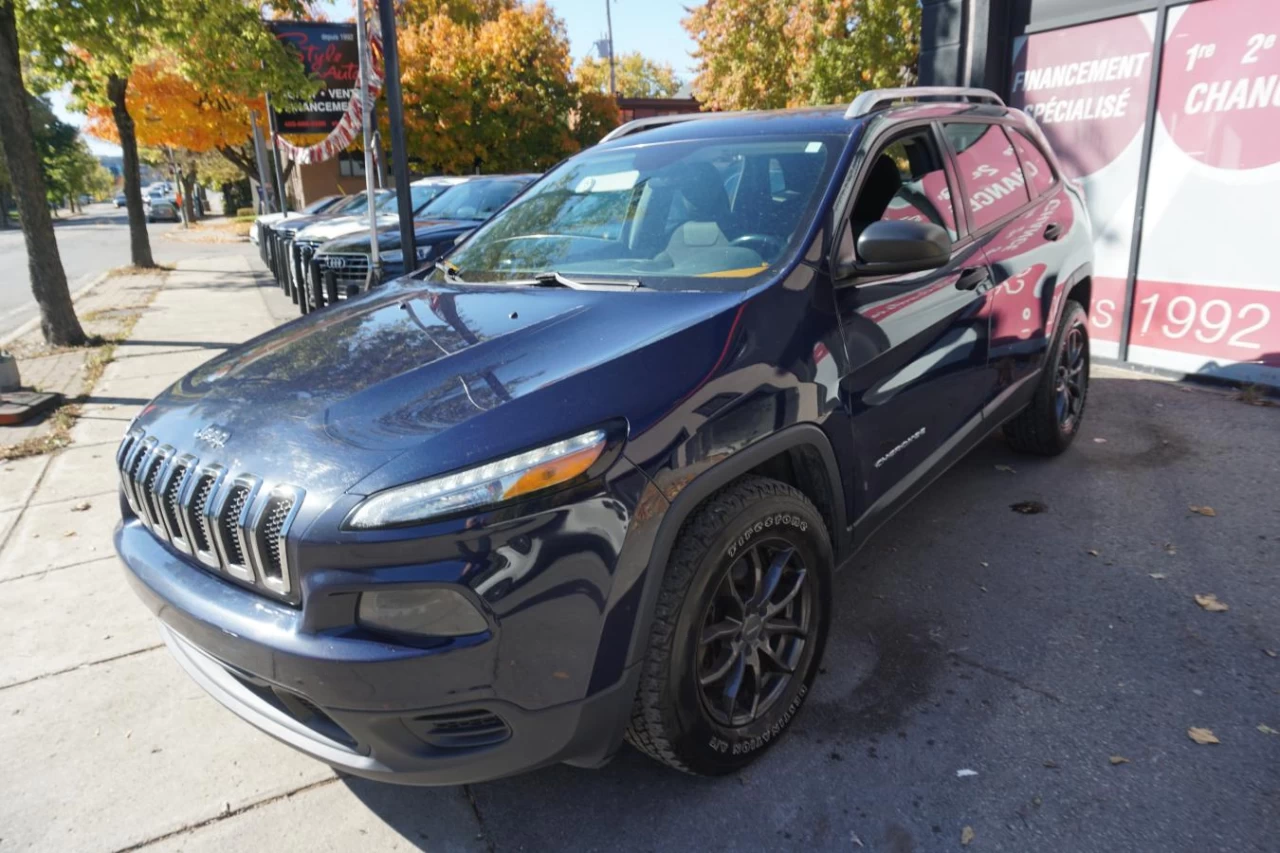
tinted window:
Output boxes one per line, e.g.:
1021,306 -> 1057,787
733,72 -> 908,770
848,129 -> 959,245
943,123 -> 1031,231
1010,129 -> 1056,197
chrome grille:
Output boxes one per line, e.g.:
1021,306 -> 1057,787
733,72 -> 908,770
318,253 -> 370,287
115,430 -> 304,604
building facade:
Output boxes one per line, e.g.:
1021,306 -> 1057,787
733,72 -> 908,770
923,0 -> 1280,386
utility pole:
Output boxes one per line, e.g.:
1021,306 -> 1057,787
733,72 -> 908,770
264,92 -> 289,216
605,0 -> 615,94
379,0 -> 416,269
249,112 -> 273,215
355,0 -> 380,286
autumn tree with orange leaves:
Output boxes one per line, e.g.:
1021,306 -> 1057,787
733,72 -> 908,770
84,57 -> 270,222
397,0 -> 616,174
683,0 -> 920,111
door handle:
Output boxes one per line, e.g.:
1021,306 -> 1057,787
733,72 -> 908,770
1043,222 -> 1063,241
956,266 -> 991,291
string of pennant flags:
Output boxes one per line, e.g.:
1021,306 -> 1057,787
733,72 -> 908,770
272,15 -> 384,166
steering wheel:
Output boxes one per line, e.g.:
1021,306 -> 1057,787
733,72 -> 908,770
729,233 -> 786,259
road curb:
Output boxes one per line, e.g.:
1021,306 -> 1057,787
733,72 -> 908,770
0,270 -> 113,349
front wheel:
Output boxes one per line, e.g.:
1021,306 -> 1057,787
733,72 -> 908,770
1004,299 -> 1090,455
626,476 -> 832,775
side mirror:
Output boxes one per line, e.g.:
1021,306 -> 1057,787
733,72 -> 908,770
836,220 -> 951,279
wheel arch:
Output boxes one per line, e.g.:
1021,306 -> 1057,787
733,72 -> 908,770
624,423 -> 848,669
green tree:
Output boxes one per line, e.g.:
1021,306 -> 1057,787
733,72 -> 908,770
683,0 -> 920,110
574,51 -> 682,98
19,0 -> 314,269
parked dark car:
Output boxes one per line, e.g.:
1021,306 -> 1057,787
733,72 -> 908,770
309,174 -> 539,299
146,197 -> 180,223
115,88 -> 1093,785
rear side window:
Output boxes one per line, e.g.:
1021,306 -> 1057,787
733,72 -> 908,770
1009,129 -> 1056,197
943,123 -> 1031,232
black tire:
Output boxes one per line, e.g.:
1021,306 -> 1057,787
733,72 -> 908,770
1004,299 -> 1090,455
626,476 -> 832,775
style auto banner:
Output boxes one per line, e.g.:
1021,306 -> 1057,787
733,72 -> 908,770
1011,0 -> 1280,384
268,21 -> 361,134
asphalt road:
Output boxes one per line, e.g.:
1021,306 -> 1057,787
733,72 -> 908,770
343,370 -> 1279,852
0,203 -> 200,340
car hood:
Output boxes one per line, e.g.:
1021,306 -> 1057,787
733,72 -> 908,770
133,280 -> 740,504
320,218 -> 478,254
298,212 -> 399,242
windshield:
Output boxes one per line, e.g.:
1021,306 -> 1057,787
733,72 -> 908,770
420,180 -> 528,220
438,135 -> 842,290
334,192 -> 377,215
301,196 -> 337,215
409,183 -> 453,212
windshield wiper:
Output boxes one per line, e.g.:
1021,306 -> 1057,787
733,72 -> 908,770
522,272 -> 646,291
434,261 -> 464,283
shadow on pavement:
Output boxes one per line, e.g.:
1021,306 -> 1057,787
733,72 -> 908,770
339,375 -> 1280,852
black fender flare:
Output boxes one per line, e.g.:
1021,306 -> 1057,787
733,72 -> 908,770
624,422 -> 847,668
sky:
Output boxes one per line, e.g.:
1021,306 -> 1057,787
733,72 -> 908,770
62,0 -> 700,157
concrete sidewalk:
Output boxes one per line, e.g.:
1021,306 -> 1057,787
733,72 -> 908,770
0,254 -> 485,852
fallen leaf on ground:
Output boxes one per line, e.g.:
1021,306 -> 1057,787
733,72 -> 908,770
995,464 -> 1017,473
1010,500 -> 1048,514
980,561 -> 989,568
849,830 -> 864,848
1189,505 -> 1217,517
1087,549 -> 1100,557
1258,725 -> 1278,736
1092,437 -> 1108,443
71,501 -> 91,512
1043,759 -> 1059,769
961,826 -> 976,846
1194,594 -> 1229,613
62,531 -> 76,538
1265,649 -> 1278,658
1163,543 -> 1178,555
956,768 -> 978,778
1188,727 -> 1220,744
1110,755 -> 1130,765
1149,573 -> 1167,580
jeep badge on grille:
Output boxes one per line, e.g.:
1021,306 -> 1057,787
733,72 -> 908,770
194,425 -> 231,448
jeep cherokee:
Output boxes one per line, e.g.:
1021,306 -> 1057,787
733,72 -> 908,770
115,87 -> 1093,784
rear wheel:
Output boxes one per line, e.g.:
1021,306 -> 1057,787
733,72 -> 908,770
1004,299 -> 1090,455
626,476 -> 832,775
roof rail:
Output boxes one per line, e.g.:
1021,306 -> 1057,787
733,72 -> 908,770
844,87 -> 1004,119
599,111 -> 751,144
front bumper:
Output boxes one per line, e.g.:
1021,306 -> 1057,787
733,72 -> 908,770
117,519 -> 641,785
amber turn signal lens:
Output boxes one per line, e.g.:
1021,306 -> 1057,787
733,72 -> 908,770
502,444 -> 604,499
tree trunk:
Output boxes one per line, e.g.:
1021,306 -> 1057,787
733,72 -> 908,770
0,0 -> 86,346
180,164 -> 197,223
0,187 -> 10,228
106,74 -> 155,268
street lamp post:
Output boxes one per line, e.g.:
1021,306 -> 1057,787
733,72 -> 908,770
355,0 -> 380,287
378,0 -> 416,270
605,0 -> 615,94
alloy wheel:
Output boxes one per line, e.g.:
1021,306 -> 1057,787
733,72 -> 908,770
1054,323 -> 1087,431
696,539 -> 813,728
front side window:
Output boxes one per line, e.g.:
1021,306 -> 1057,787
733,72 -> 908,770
440,135 -> 843,291
847,129 -> 960,248
944,122 -> 1031,231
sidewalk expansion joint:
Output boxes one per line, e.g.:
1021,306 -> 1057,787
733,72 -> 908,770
0,644 -> 163,692
464,784 -> 497,853
111,775 -> 342,852
27,488 -> 120,510
0,455 -> 53,555
0,553 -> 122,585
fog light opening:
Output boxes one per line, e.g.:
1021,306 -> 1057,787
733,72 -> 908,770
357,588 -> 488,638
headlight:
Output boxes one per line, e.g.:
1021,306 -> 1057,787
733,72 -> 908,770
347,429 -> 608,529
381,248 -> 403,263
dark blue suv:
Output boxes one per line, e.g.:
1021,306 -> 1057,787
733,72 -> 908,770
115,87 -> 1093,784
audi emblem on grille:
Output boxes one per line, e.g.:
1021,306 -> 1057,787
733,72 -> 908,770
327,257 -> 346,270
116,427 -> 304,603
